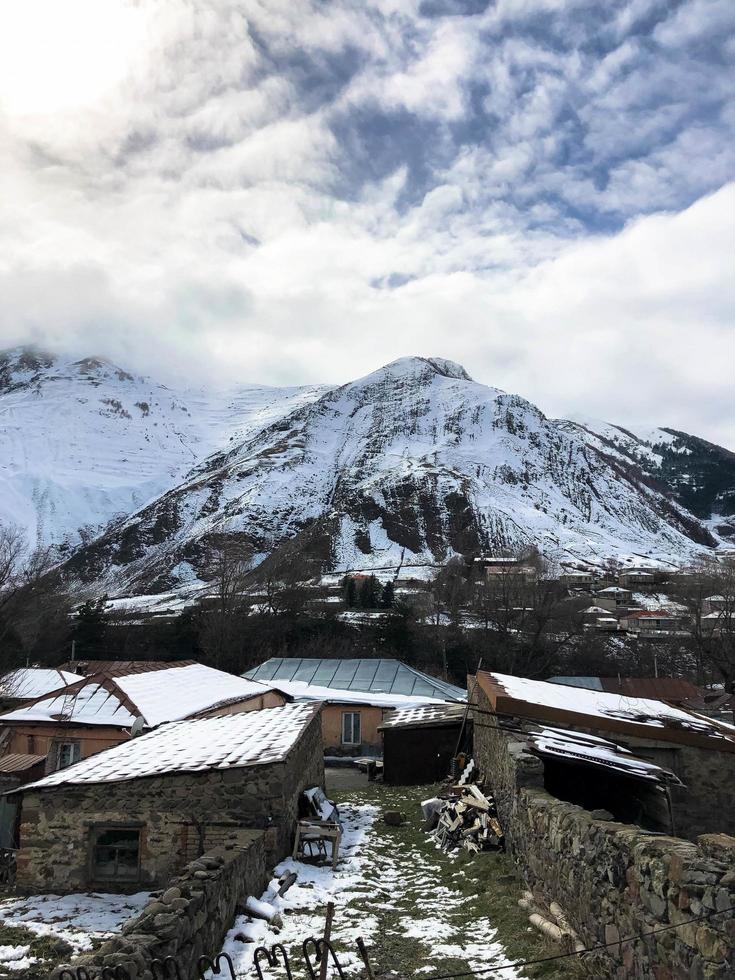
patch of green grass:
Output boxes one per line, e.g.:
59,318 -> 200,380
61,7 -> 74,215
332,783 -> 584,980
0,921 -> 73,978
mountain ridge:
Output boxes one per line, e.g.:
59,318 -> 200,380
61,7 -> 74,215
1,346 -> 733,597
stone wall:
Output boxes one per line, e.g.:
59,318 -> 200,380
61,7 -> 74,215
53,835 -> 266,980
473,689 -> 735,979
16,709 -> 324,893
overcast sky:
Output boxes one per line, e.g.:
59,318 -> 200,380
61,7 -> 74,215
0,0 -> 733,446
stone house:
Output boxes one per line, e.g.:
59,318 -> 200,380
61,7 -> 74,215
12,701 -> 323,894
594,586 -> 633,612
559,570 -> 596,588
0,662 -> 287,776
244,658 -> 465,756
472,670 -> 735,841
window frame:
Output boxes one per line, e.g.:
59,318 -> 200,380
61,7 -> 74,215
89,824 -> 142,884
341,711 -> 362,745
53,740 -> 81,771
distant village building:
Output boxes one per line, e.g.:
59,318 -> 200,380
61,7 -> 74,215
618,570 -> 656,589
11,702 -> 323,894
619,610 -> 690,633
244,658 -> 465,756
594,586 -> 633,612
0,663 -> 286,778
559,571 -> 596,588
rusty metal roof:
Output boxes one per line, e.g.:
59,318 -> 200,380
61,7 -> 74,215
58,660 -> 196,677
0,753 -> 47,773
599,677 -> 700,701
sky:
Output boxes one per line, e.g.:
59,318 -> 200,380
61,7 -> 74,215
0,0 -> 734,446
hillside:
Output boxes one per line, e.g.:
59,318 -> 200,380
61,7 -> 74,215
46,355 -> 726,596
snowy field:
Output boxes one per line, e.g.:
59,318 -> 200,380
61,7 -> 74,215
0,891 -> 149,974
218,793 -> 532,980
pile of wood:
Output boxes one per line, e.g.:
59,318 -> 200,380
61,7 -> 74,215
425,784 -> 504,855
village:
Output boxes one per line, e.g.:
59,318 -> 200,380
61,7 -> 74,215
0,617 -> 732,980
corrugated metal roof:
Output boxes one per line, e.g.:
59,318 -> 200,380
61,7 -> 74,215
379,703 -> 467,730
243,658 -> 466,701
0,753 -> 47,773
549,676 -> 700,701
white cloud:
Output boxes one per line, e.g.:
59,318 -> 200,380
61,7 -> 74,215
0,0 -> 733,448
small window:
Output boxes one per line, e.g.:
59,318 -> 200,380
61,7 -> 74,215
56,742 -> 81,770
92,827 -> 141,882
342,711 -> 361,745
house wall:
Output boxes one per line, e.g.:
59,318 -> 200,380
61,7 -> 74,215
15,710 -> 324,894
320,704 -> 385,755
198,691 -> 287,717
472,689 -> 735,979
1,724 -> 129,773
53,837 -> 267,980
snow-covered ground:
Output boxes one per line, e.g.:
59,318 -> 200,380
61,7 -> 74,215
0,891 -> 149,972
218,803 -> 522,979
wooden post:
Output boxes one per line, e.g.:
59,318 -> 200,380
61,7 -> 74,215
356,938 -> 375,980
319,901 -> 335,980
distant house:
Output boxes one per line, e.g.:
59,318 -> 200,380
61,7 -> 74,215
244,658 -> 465,756
702,595 -> 728,615
594,586 -> 633,612
0,668 -> 84,711
11,702 -> 323,894
618,570 -> 656,589
559,571 -> 595,588
619,610 -> 690,633
580,605 -> 618,630
0,663 -> 287,776
472,670 -> 735,839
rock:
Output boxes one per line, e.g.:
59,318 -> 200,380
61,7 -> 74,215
383,810 -> 406,826
161,886 -> 182,904
589,809 -> 614,821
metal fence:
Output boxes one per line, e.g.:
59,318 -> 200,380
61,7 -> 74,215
57,937 -> 370,980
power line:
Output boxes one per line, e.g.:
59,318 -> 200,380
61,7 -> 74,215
408,904 -> 735,980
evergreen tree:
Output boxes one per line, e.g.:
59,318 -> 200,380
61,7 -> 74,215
73,596 -> 109,657
380,580 -> 395,608
343,577 -> 357,608
358,575 -> 379,609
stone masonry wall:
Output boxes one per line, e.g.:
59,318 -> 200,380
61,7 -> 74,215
473,688 -> 735,979
16,709 -> 324,894
53,835 -> 267,980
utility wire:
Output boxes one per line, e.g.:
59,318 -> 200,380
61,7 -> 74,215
406,903 -> 735,980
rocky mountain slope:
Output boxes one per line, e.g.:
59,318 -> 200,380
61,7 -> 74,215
25,353 -> 728,597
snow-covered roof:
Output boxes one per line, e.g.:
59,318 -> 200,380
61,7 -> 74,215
525,726 -> 680,784
477,671 -> 735,750
18,702 -> 319,790
244,658 -> 466,701
258,678 -> 448,708
596,587 -> 631,595
0,669 -> 84,701
379,703 -> 467,729
0,664 -> 280,729
583,606 -> 609,615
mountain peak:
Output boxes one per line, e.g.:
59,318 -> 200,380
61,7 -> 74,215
361,356 -> 473,385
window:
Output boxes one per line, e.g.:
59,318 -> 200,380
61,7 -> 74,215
91,827 -> 141,882
55,741 -> 81,770
341,711 -> 361,745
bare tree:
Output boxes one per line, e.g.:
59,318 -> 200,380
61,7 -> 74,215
671,558 -> 735,688
197,540 -> 253,667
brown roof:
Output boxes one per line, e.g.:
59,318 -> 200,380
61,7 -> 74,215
58,660 -> 196,678
0,753 -> 47,773
598,677 -> 700,701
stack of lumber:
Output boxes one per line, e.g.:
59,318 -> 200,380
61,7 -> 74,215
426,784 -> 504,854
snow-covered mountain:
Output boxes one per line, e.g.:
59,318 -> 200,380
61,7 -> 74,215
0,347 -> 323,552
32,352 -> 729,597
